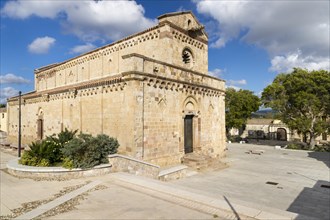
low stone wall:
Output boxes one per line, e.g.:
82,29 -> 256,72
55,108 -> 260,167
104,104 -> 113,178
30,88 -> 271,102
6,155 -> 188,181
6,158 -> 112,180
108,154 -> 160,179
158,165 -> 187,181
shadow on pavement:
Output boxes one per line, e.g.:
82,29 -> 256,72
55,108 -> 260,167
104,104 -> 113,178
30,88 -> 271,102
223,196 -> 241,220
307,151 -> 330,168
287,180 -> 330,220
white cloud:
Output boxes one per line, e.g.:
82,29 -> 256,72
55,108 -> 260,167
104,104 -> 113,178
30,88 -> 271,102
210,38 -> 226,48
0,87 -> 19,103
228,79 -> 246,86
1,1 -> 69,19
1,1 -> 156,42
208,68 -> 225,77
269,50 -> 330,73
196,1 -> 330,72
28,36 -> 56,54
226,85 -> 241,91
0,73 -> 30,84
70,43 -> 96,54
225,79 -> 247,90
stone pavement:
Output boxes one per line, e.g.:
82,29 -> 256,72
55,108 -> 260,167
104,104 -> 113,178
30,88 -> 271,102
173,143 -> 330,220
0,149 -> 214,219
47,183 -> 214,220
1,144 -> 329,219
0,148 -> 90,217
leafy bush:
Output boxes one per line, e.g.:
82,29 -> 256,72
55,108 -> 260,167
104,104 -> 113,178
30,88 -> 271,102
19,152 -> 38,166
286,142 -> 330,152
61,133 -> 119,169
227,135 -> 242,143
62,157 -> 74,169
19,129 -> 77,167
47,128 -> 77,147
39,158 -> 50,167
45,128 -> 78,162
19,129 -> 118,169
286,143 -> 307,150
19,141 -> 52,166
314,144 -> 330,152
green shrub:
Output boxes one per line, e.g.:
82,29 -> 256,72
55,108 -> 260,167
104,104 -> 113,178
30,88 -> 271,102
19,141 -> 51,166
19,129 -> 77,167
62,133 -> 119,169
314,144 -> 330,152
38,158 -> 50,167
45,128 -> 78,163
286,143 -> 306,150
227,135 -> 242,143
19,152 -> 38,166
19,130 -> 118,169
62,157 -> 74,169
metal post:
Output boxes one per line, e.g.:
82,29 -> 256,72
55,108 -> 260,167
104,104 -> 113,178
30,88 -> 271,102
18,91 -> 22,157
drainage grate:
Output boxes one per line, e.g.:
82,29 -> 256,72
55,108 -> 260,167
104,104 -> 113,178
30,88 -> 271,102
321,184 -> 330,189
266,181 -> 278,185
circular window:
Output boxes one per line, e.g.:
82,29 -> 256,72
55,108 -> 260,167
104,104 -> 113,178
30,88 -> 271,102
182,48 -> 194,68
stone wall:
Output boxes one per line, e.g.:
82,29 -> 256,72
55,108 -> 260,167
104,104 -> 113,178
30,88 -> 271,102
7,158 -> 112,180
35,13 -> 208,92
7,56 -> 225,166
7,12 -> 226,167
0,108 -> 7,133
108,154 -> 160,179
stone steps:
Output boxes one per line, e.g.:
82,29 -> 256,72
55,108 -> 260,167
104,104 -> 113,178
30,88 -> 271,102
181,153 -> 228,171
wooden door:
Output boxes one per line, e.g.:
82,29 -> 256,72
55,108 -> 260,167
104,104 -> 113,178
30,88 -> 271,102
184,115 -> 193,154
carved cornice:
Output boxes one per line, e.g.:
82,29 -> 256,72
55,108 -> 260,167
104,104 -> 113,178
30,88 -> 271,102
9,69 -> 224,106
8,74 -> 126,104
34,25 -> 162,74
122,71 -> 225,97
171,29 -> 205,49
122,53 -> 225,83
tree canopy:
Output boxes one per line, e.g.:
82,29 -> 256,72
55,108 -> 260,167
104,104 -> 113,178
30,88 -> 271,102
262,68 -> 330,148
225,88 -> 260,132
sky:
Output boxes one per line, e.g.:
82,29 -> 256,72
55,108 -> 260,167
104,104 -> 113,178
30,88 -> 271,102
0,0 -> 329,104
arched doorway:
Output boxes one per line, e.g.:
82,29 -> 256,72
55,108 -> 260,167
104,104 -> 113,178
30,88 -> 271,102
277,128 -> 287,141
184,115 -> 194,154
182,96 -> 198,154
37,108 -> 44,140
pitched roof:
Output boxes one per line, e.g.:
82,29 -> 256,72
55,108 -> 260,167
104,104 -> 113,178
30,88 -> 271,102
157,11 -> 193,20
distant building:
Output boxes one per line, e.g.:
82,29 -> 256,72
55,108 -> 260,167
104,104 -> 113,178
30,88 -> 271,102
0,107 -> 8,133
242,118 -> 329,144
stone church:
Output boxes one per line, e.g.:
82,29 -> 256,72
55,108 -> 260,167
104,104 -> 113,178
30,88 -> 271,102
7,11 -> 226,166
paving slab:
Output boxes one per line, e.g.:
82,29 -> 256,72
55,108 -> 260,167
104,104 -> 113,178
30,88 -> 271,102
14,180 -> 102,220
46,183 -> 214,220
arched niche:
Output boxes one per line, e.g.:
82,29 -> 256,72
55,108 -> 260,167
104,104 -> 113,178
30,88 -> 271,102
36,108 -> 44,140
182,96 -> 199,116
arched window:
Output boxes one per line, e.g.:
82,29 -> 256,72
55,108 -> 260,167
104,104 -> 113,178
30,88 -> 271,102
187,19 -> 191,28
182,48 -> 193,65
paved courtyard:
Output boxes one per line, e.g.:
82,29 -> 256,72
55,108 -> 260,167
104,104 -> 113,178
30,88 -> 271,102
1,143 -> 329,219
0,149 -> 213,219
174,143 -> 330,219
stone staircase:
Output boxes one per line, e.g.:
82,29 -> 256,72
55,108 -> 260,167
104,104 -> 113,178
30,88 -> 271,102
181,153 -> 228,171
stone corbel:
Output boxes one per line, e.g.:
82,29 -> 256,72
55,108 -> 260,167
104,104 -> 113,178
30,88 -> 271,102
69,88 -> 77,98
42,94 -> 49,102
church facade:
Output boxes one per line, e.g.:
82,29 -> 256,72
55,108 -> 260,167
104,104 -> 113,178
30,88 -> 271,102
7,12 -> 226,166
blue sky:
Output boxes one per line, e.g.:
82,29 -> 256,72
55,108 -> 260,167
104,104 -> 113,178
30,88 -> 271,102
1,0 -> 329,103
